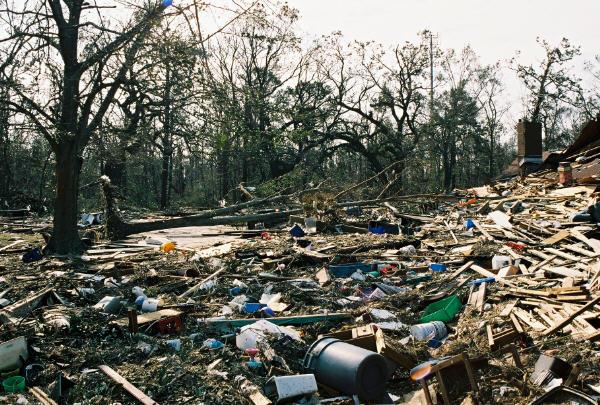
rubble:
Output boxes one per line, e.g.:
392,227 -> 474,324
0,168 -> 600,404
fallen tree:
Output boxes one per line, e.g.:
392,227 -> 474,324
101,176 -> 303,240
100,175 -> 486,240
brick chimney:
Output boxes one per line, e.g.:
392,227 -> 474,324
516,119 -> 543,176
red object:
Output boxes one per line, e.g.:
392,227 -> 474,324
260,231 -> 271,240
506,242 -> 526,251
458,198 -> 477,207
156,315 -> 183,334
245,348 -> 259,359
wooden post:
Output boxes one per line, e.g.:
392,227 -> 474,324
128,309 -> 138,333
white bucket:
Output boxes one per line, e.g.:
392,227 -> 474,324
141,298 -> 159,312
410,321 -> 447,341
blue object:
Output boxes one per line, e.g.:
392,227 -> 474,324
246,360 -> 263,370
368,221 -> 400,235
22,248 -> 43,263
260,307 -> 275,317
429,263 -> 447,272
229,287 -> 243,296
465,219 -> 475,230
290,224 -> 306,237
134,295 -> 147,308
203,338 -> 224,350
346,206 -> 362,216
242,303 -> 266,314
162,0 -> 173,7
328,262 -> 372,278
472,277 -> 495,286
426,338 -> 443,349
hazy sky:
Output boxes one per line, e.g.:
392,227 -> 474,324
285,0 -> 600,124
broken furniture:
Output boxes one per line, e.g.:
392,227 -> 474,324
416,353 -> 480,405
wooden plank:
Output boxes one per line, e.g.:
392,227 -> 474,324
500,301 -> 518,317
542,266 -> 586,279
475,282 -> 487,312
98,365 -> 158,405
563,244 -> 599,258
570,229 -> 600,253
29,387 -> 58,405
114,309 -> 183,327
470,265 -> 517,287
541,230 -> 571,245
178,267 -> 227,299
549,185 -> 597,197
472,220 -> 494,241
544,247 -> 581,262
510,313 -> 524,334
529,249 -> 553,260
0,240 -> 25,252
512,308 -> 546,331
543,296 -> 600,336
444,221 -> 458,244
450,261 -> 474,278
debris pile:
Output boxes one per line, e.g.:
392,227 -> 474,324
0,170 -> 600,404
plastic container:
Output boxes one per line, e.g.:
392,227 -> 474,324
429,263 -> 447,272
3,375 -> 25,393
472,277 -> 495,286
420,294 -> 462,323
410,321 -> 447,341
304,217 -> 317,234
303,337 -> 388,400
242,303 -> 266,314
202,338 -> 224,350
328,263 -> 371,278
166,339 -> 181,351
141,298 -> 159,313
264,374 -> 318,402
94,296 -> 122,315
290,224 -> 306,237
492,255 -> 511,271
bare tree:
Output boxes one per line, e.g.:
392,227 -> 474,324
0,0 -> 169,253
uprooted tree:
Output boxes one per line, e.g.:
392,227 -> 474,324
1,0 -> 170,253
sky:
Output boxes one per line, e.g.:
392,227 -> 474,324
285,0 -> 600,125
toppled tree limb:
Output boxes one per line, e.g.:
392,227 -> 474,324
101,176 -> 302,240
334,160 -> 402,200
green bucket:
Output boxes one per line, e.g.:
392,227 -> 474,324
2,375 -> 25,393
419,294 -> 462,323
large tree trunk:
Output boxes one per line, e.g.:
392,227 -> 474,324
46,144 -> 85,254
159,145 -> 170,210
101,176 -> 301,240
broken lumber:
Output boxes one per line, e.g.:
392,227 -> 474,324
178,267 -> 227,299
98,365 -> 159,405
542,296 -> 600,336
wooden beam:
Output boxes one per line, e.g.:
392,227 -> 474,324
543,296 -> 600,336
541,230 -> 571,245
178,267 -> 227,299
98,365 -> 158,405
